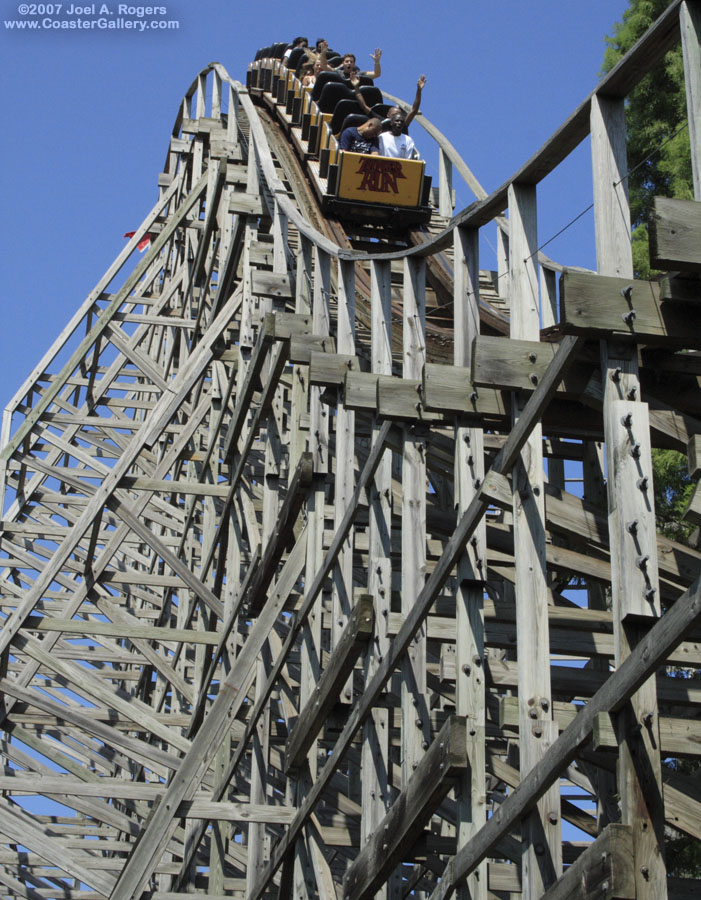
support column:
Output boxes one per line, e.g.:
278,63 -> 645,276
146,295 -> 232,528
361,259 -> 393,900
591,91 -> 667,900
439,149 -> 453,217
508,182 -> 562,899
681,1 -> 701,198
332,259 -> 357,703
290,237 -> 312,474
293,245 -> 330,900
453,225 -> 487,900
401,257 -> 429,782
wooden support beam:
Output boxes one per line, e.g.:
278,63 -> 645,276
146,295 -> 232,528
560,269 -> 701,344
509,180 -> 562,894
284,596 -> 374,773
187,546 -> 261,738
1,170 -> 209,464
539,825 -> 635,900
592,87 -> 667,900
688,433 -> 701,478
0,795 -> 117,897
343,716 -> 467,900
246,451 -> 314,615
378,376 -> 443,422
220,311 -> 278,460
251,270 -> 293,298
430,573 -> 701,900
500,697 -> 701,759
171,529 -> 309,891
681,1 -> 701,198
6,25 -> 701,899
360,257 -> 395,897
332,258 -> 357,705
401,255 -> 430,782
309,351 -> 362,386
593,711 -> 701,757
422,363 -> 508,417
650,197 -> 701,272
453,224 -> 488,900
472,334 -> 595,394
247,337 -> 583,900
0,284 -> 243,664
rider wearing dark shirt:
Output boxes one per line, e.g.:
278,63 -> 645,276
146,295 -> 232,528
339,117 -> 382,154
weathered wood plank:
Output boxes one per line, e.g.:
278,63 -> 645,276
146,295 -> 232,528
681,1 -> 701,198
344,371 -> 379,410
539,825 -> 635,900
560,269 -> 701,344
248,337 -> 584,900
251,269 -> 293,298
430,574 -> 701,900
500,697 -> 701,758
422,363 -> 508,417
308,351 -> 362,387
453,224 -> 488,900
247,451 -> 314,615
284,596 -> 374,773
377,376 -> 443,422
688,433 -> 701,478
593,711 -> 701,758
472,335 -> 595,393
343,716 -> 467,900
650,197 -> 701,271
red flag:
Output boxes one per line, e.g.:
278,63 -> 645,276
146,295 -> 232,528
124,231 -> 155,252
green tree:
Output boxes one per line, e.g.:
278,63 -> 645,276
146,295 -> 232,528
602,0 -> 693,278
652,448 -> 694,542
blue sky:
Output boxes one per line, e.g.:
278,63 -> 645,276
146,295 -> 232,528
1,0 -> 630,403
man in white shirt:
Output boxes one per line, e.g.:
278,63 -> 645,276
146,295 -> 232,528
352,75 -> 426,159
379,121 -> 417,159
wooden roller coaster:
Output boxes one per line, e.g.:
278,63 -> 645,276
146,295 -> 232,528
1,2 -> 701,898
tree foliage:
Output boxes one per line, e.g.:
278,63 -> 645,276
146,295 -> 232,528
602,0 -> 693,278
652,448 -> 694,542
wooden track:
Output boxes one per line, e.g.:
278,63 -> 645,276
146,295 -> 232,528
0,3 -> 700,899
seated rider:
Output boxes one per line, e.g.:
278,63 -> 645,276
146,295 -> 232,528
319,42 -> 382,81
282,36 -> 308,65
352,75 -> 426,159
300,58 -> 322,88
339,116 -> 383,155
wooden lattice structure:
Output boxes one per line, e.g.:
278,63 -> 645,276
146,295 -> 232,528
1,3 -> 701,899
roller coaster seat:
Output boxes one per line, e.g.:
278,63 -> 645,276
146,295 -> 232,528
330,100 -> 364,136
317,81 -> 354,114
311,70 -> 345,102
286,47 -> 308,71
338,114 -> 370,134
358,86 -> 383,109
370,103 -> 393,121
